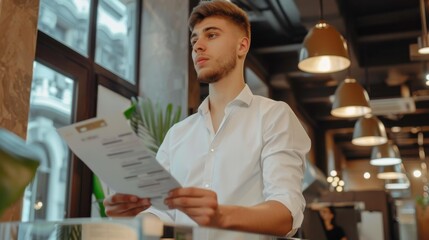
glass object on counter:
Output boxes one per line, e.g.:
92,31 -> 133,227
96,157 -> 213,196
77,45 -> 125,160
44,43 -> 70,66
0,217 -> 297,240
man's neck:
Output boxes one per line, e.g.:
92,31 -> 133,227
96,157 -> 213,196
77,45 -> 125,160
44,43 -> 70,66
208,74 -> 245,113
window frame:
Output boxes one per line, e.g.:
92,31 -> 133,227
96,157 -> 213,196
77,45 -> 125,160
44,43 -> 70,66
34,0 -> 142,217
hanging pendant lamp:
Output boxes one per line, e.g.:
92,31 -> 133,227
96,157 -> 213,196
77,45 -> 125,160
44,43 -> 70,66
352,115 -> 387,146
331,78 -> 371,118
377,163 -> 407,180
370,142 -> 402,166
298,0 -> 350,73
385,176 -> 410,190
298,21 -> 350,73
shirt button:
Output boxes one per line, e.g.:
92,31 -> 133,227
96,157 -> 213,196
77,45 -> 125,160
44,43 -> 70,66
210,148 -> 215,152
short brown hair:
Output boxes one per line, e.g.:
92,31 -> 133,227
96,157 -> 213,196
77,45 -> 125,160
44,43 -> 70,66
188,0 -> 251,39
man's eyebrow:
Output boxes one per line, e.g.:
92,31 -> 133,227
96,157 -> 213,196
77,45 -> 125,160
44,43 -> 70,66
191,26 -> 223,39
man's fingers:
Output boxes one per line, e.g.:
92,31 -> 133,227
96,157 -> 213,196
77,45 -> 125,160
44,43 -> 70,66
177,207 -> 216,218
168,187 -> 217,198
165,196 -> 218,209
104,194 -> 139,205
105,205 -> 149,217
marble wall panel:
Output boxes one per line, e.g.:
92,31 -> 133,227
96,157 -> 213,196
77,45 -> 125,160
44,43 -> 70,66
139,0 -> 189,118
0,0 -> 40,221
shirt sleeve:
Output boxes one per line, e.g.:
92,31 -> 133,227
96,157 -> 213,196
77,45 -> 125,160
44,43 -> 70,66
260,101 -> 311,237
142,126 -> 176,223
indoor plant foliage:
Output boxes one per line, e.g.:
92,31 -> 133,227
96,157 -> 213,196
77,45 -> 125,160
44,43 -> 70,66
124,97 -> 182,154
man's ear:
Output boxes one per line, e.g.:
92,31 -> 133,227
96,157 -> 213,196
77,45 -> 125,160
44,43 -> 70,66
237,37 -> 250,58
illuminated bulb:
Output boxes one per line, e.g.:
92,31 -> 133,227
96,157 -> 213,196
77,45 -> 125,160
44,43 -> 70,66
333,176 -> 340,182
363,172 -> 371,179
327,176 -> 334,183
339,180 -> 345,186
34,201 -> 43,210
336,186 -> 343,192
332,181 -> 338,187
330,170 -> 338,177
413,170 -> 422,178
391,126 -> 401,133
426,80 -> 429,86
317,56 -> 333,73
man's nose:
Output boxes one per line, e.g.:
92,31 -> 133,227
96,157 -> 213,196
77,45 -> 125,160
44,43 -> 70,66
193,39 -> 205,53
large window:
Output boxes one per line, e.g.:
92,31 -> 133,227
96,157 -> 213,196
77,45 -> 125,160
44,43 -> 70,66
95,0 -> 138,83
38,0 -> 91,56
23,0 -> 141,220
22,62 -> 74,221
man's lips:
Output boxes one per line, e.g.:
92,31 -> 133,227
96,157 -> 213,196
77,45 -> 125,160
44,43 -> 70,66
195,57 -> 209,66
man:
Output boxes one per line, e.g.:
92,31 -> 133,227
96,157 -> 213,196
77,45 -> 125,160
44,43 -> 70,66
103,0 -> 310,237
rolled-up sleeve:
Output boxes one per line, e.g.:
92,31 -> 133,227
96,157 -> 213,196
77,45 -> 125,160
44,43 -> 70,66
260,102 -> 310,236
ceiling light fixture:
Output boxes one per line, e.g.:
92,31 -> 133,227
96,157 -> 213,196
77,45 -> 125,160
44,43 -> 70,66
352,115 -> 388,146
378,164 -> 407,180
418,0 -> 429,54
331,78 -> 371,118
385,177 -> 410,190
298,0 -> 350,73
370,142 -> 402,166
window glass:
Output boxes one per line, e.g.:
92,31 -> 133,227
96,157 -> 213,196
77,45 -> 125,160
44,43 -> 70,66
38,0 -> 91,56
22,62 -> 75,221
95,0 -> 137,83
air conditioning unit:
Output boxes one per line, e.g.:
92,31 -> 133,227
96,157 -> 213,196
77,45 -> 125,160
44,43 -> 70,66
369,97 -> 416,116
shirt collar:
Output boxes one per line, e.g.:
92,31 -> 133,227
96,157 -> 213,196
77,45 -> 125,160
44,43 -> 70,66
198,84 -> 254,115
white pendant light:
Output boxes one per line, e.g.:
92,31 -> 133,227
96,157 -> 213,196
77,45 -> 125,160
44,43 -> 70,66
385,176 -> 410,190
370,142 -> 402,166
331,78 -> 371,118
377,163 -> 407,180
352,115 -> 388,146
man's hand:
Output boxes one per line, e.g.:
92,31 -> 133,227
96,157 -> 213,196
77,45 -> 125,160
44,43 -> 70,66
164,187 -> 223,226
165,188 -> 294,236
103,193 -> 151,217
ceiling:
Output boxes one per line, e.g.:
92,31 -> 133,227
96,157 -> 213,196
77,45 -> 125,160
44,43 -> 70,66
231,0 -> 429,165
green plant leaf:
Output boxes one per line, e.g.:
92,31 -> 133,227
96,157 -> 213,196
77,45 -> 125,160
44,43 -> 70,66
156,106 -> 164,146
92,175 -> 107,217
163,104 -> 173,140
123,103 -> 136,120
172,106 -> 182,128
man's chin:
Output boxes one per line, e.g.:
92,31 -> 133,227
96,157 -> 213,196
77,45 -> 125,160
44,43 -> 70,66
197,72 -> 220,84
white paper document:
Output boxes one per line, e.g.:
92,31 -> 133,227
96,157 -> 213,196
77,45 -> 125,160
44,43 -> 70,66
57,114 -> 181,210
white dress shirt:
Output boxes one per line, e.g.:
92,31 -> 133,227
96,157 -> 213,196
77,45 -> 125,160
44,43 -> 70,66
145,84 -> 310,238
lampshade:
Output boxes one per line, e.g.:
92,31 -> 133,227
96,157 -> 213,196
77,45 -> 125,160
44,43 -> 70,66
370,142 -> 402,166
377,164 -> 406,180
385,176 -> 410,190
298,21 -> 350,73
418,34 -> 429,54
352,115 -> 388,146
331,78 -> 371,118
